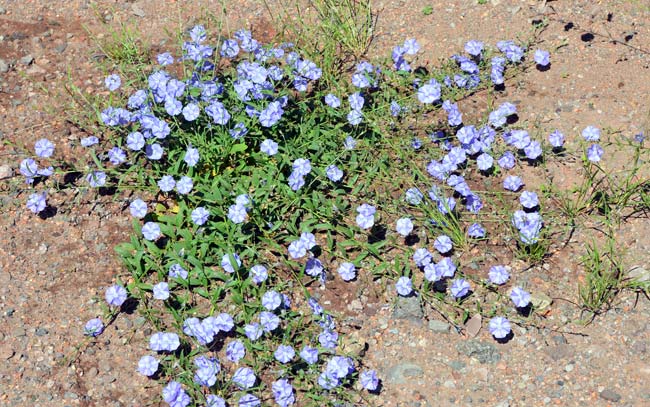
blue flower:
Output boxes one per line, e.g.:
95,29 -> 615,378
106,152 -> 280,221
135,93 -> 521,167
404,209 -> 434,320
138,355 -> 159,376
272,379 -> 295,407
587,144 -> 604,162
184,145 -> 200,167
503,175 -> 524,192
450,278 -> 470,298
250,264 -> 268,284
260,139 -> 279,155
403,38 -> 420,55
104,74 -> 121,91
144,143 -> 164,160
476,153 -> 494,171
417,79 -> 441,104
126,132 -> 145,151
226,340 -> 246,362
221,39 -> 239,58
105,284 -> 127,307
238,394 -> 260,407
26,192 -> 46,213
520,191 -> 539,209
157,52 -> 174,66
395,276 -> 413,296
221,253 -> 242,273
153,282 -> 170,300
274,345 -> 295,363
81,136 -> 99,147
84,318 -> 104,337
582,126 -> 601,142
396,217 -> 414,237
360,370 -> 379,391
86,171 -> 107,187
34,138 -> 55,158
129,199 -> 147,218
413,248 -> 432,267
319,329 -> 338,349
244,323 -> 263,341
534,49 -> 550,66
467,223 -> 486,238
300,346 -> 319,364
176,176 -> 193,195
548,130 -> 565,148
262,290 -> 282,311
169,264 -> 188,279
191,207 -> 209,226
338,262 -> 356,281
107,146 -> 126,165
326,164 -> 343,182
488,316 -> 511,339
162,380 -> 190,407
205,101 -> 230,125
465,40 -> 484,57
182,103 -> 200,121
142,222 -> 161,241
228,203 -> 248,224
497,151 -> 516,170
488,265 -> 510,285
158,175 -> 176,192
325,93 -> 341,108
434,235 -> 453,254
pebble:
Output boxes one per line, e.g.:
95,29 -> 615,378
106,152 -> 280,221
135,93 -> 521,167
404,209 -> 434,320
35,327 -> 49,336
131,3 -> 146,17
13,327 -> 26,337
1,347 -> 15,360
0,164 -> 12,179
0,59 -> 8,73
428,319 -> 450,333
564,364 -> 574,372
455,340 -> 501,364
392,296 -> 423,321
385,362 -> 424,384
20,54 -> 34,66
600,389 -> 622,402
64,392 -> 78,400
54,43 -> 68,53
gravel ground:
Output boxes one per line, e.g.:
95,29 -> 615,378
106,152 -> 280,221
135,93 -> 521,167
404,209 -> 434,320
1,0 -> 649,406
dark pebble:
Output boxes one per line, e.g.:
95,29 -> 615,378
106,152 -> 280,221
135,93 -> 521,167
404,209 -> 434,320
600,389 -> 622,402
35,327 -> 48,336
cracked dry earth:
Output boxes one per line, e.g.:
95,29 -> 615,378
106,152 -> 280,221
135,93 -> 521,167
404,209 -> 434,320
1,0 -> 650,406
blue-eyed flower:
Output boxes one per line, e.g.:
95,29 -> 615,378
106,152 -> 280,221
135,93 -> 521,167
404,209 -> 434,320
169,264 -> 188,279
476,153 -> 494,171
206,395 -> 226,407
288,172 -> 305,191
305,258 -> 324,278
300,346 -> 319,364
524,140 -> 542,160
157,175 -> 175,192
81,136 -> 99,147
129,199 -> 147,218
194,356 -> 220,387
162,380 -> 190,407
233,367 -> 256,390
107,147 -> 126,165
488,265 -> 510,285
465,40 -> 484,57
395,217 -> 413,237
503,175 -> 523,192
105,74 -> 121,91
176,176 -> 193,195
84,318 -> 104,337
250,264 -> 268,284
274,345 -> 295,364
319,329 -> 338,349
228,203 -> 247,224
520,191 -> 539,209
262,290 -> 282,311
260,311 -> 280,332
259,101 -> 284,127
405,187 -> 424,205
390,101 -> 402,117
324,93 -> 341,108
417,79 -> 441,104
205,101 -> 231,125
347,109 -> 363,125
587,144 -> 604,162
582,126 -> 601,141
450,278 -> 471,298
548,130 -> 565,148
360,369 -> 379,391
126,132 -> 145,151
413,247 -> 432,267
190,207 -> 209,226
86,171 -> 107,187
238,394 -> 260,407
182,103 -> 200,121
488,316 -> 511,339
497,151 -> 516,170
318,372 -> 340,390
511,287 -> 531,308
497,40 -> 524,62
184,145 -> 199,167
34,138 -> 54,158
338,262 -> 356,282
395,276 -> 413,296
26,192 -> 46,213
244,323 -> 263,341
468,223 -> 486,238
105,284 -> 127,307
153,282 -> 170,300
157,52 -> 173,65
288,239 -> 307,259
292,158 -> 312,176
221,253 -> 242,273
259,139 -> 279,156
142,221 -> 161,241
343,135 -> 358,150
272,378 -> 295,407
138,355 -> 159,376
512,210 -> 543,244
326,164 -> 343,182
534,49 -> 550,66
226,340 -> 246,363
145,143 -> 164,160
356,204 -> 376,230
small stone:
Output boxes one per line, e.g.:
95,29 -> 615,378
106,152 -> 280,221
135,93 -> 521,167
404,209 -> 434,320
20,54 -> 34,66
530,292 -> 553,311
55,43 -> 68,53
599,389 -> 621,402
443,380 -> 456,388
38,243 -> 48,254
64,392 -> 78,400
495,401 -> 510,407
131,3 -> 146,17
0,59 -> 8,73
564,364 -> 574,372
35,327 -> 49,336
1,347 -> 15,360
428,319 -> 450,333
385,362 -> 424,384
13,327 -> 26,337
628,266 -> 650,283
552,335 -> 567,345
392,296 -> 423,321
5,308 -> 15,317
455,340 -> 501,364
0,165 -> 12,179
